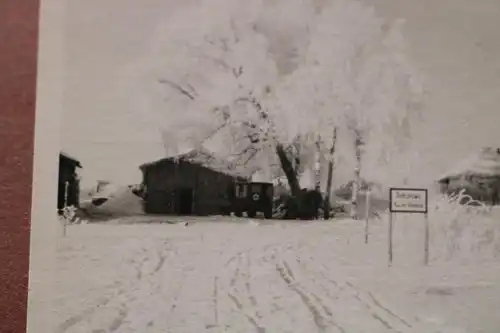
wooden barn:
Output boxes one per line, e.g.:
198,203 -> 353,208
58,152 -> 82,212
139,148 -> 252,215
437,147 -> 500,205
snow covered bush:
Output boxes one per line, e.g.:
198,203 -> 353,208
59,205 -> 87,226
429,189 -> 500,263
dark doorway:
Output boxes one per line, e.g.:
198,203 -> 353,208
177,188 -> 194,215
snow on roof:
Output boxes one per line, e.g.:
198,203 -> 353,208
437,147 -> 500,181
60,151 -> 82,168
139,147 -> 255,179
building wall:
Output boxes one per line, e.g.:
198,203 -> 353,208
58,158 -> 80,210
142,160 -> 235,215
440,175 -> 500,205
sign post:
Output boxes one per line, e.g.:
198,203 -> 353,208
63,181 -> 69,237
388,211 -> 393,265
424,211 -> 429,265
389,188 -> 428,266
364,189 -> 371,244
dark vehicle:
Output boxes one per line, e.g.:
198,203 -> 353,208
222,181 -> 274,219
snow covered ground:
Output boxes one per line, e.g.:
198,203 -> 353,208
55,215 -> 500,333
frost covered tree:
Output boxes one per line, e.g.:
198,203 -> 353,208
339,19 -> 425,219
148,0 -> 319,198
291,6 -> 425,219
136,0 -> 425,219
267,3 -> 424,218
150,1 -> 272,154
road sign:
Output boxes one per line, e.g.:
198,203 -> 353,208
389,188 -> 428,213
387,187 -> 430,266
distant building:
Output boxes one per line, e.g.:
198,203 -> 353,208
139,148 -> 252,215
437,147 -> 500,205
58,152 -> 82,212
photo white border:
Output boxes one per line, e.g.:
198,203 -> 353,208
26,0 -> 66,332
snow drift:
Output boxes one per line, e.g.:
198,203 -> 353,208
81,183 -> 144,218
56,213 -> 500,333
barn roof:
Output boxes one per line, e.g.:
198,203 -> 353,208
60,151 -> 82,168
437,147 -> 500,182
139,148 -> 254,179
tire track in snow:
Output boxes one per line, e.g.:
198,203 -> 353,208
229,253 -> 242,289
297,252 -> 414,333
342,281 -> 410,333
345,281 -> 412,330
133,247 -> 150,280
224,249 -> 247,268
108,306 -> 129,332
60,238 -> 174,333
59,244 -> 158,332
59,278 -> 133,332
214,277 -> 219,324
88,247 -> 154,333
57,244 -> 150,333
125,239 -> 184,331
275,258 -> 346,333
58,294 -> 115,333
218,241 -> 298,332
152,241 -> 170,274
291,247 -> 414,333
227,293 -> 267,333
367,291 -> 412,328
244,254 -> 260,312
105,240 -> 171,331
206,276 -> 219,329
226,250 -> 268,332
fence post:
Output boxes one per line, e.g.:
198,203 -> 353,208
63,181 -> 69,237
388,212 -> 393,266
424,212 -> 429,266
364,189 -> 371,244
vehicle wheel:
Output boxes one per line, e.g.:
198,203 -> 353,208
264,209 -> 272,219
247,210 -> 256,218
235,211 -> 243,217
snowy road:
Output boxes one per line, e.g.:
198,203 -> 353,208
55,217 -> 500,333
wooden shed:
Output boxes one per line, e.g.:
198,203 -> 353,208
139,148 -> 252,215
437,147 -> 500,205
58,152 -> 82,212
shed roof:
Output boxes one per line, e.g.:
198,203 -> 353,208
60,151 -> 82,168
139,147 -> 255,179
437,147 -> 500,182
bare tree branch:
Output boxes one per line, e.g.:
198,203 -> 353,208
186,83 -> 198,96
242,148 -> 259,165
158,79 -> 198,101
234,95 -> 268,120
232,66 -> 243,78
200,122 -> 229,145
233,145 -> 255,156
198,53 -> 232,71
230,19 -> 240,44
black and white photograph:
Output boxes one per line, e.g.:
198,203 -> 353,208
32,0 -> 500,332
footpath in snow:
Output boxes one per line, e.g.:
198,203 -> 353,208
55,215 -> 500,333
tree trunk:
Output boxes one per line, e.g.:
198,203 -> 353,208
350,166 -> 360,219
351,132 -> 363,220
351,166 -> 362,219
314,136 -> 321,191
324,128 -> 337,220
276,143 -> 301,197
